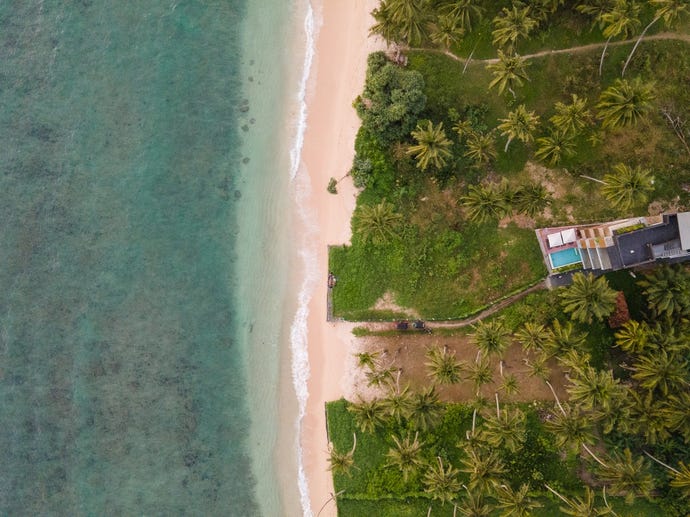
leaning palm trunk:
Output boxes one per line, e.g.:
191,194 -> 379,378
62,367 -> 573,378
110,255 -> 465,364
599,35 -> 612,76
622,17 -> 659,77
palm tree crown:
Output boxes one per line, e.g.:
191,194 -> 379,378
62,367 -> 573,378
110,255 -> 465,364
596,77 -> 656,129
408,120 -> 453,171
550,94 -> 591,136
353,200 -> 403,245
534,129 -> 576,166
471,320 -> 511,358
498,104 -> 540,152
491,5 -> 539,52
425,345 -> 464,385
601,163 -> 654,209
461,182 -> 508,223
559,272 -> 618,324
487,51 -> 530,97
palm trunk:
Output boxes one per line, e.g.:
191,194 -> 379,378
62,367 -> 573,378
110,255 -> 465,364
622,17 -> 660,77
504,137 -> 513,153
599,36 -> 612,76
544,483 -> 572,505
582,443 -> 608,468
644,450 -> 680,474
545,380 -> 565,415
495,392 -> 501,418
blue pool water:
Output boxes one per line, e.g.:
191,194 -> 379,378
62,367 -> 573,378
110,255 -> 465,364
549,247 -> 583,268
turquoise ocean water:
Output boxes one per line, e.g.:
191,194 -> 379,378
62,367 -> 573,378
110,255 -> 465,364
0,1 -> 306,515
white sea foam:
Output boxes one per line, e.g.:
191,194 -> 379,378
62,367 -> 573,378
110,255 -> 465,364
289,2 -> 319,517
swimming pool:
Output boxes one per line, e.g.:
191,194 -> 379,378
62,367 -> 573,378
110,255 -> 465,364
549,247 -> 582,269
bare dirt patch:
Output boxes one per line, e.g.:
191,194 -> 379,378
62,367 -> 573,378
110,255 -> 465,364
372,291 -> 420,319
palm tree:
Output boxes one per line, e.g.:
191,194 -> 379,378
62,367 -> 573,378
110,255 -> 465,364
601,163 -> 654,209
457,489 -> 493,517
471,320 -> 511,359
669,461 -> 690,498
499,374 -> 520,397
559,272 -> 618,324
466,355 -> 494,391
464,131 -> 497,166
382,383 -> 414,424
487,51 -> 530,98
364,363 -> 395,387
353,200 -> 403,245
408,120 -> 453,171
614,319 -> 650,354
597,448 -> 654,504
598,0 -> 641,75
426,345 -> 464,385
544,485 -> 613,516
453,118 -> 474,140
577,0 -> 617,26
498,105 -> 540,152
628,390 -> 670,445
459,447 -> 506,493
515,322 -> 550,352
370,0 -> 404,45
524,354 -> 551,381
545,403 -> 597,451
327,433 -> 357,476
596,77 -> 656,129
347,397 -> 388,433
550,94 -> 591,136
386,432 -> 425,481
637,264 -> 690,319
545,319 -> 588,356
622,0 -> 690,76
513,182 -> 552,217
630,349 -> 688,396
461,183 -> 507,223
354,350 -> 381,370
388,0 -> 431,46
534,129 -> 576,166
481,404 -> 527,453
423,457 -> 462,505
410,386 -> 445,431
491,5 -> 539,52
567,366 -> 623,412
442,0 -> 484,32
429,13 -> 465,50
495,483 -> 542,517
663,391 -> 690,443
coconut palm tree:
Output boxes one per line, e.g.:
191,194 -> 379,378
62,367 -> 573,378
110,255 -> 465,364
630,349 -> 688,396
481,403 -> 527,452
637,264 -> 690,319
550,94 -> 592,136
663,391 -> 690,443
597,448 -> 654,504
327,433 -> 357,476
423,456 -> 462,505
353,200 -> 403,245
464,131 -> 498,166
498,105 -> 540,152
442,0 -> 484,32
544,485 -> 614,516
577,0 -> 616,26
499,374 -> 520,397
598,0 -> 641,75
386,432 -> 425,481
466,355 -> 494,391
453,118 -> 474,140
669,461 -> 690,498
354,350 -> 381,370
495,483 -> 542,517
388,0 -> 431,46
515,322 -> 550,352
347,397 -> 388,433
370,0 -> 404,45
513,182 -> 552,217
364,363 -> 395,387
614,319 -> 650,354
429,13 -> 465,50
457,489 -> 493,517
461,183 -> 507,223
426,345 -> 464,385
545,319 -> 588,356
567,366 -> 623,412
459,447 -> 506,493
559,272 -> 618,324
408,120 -> 453,171
410,386 -> 445,431
487,51 -> 530,98
382,382 -> 414,424
622,0 -> 690,76
545,403 -> 597,451
534,129 -> 576,166
491,5 -> 539,52
524,354 -> 551,381
471,320 -> 511,359
596,77 -> 656,129
601,163 -> 654,209
627,390 -> 670,445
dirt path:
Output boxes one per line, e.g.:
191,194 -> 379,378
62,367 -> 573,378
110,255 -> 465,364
414,31 -> 690,65
358,279 -> 548,332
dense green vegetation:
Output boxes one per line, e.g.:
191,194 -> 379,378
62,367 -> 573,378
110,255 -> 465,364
328,266 -> 690,516
331,0 -> 690,320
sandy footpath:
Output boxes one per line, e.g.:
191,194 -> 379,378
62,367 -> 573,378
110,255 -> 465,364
300,0 -> 382,515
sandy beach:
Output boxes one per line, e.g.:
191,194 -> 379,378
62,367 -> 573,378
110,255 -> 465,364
300,1 -> 382,515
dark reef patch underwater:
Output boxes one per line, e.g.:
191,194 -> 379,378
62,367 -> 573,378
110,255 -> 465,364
0,1 -> 261,514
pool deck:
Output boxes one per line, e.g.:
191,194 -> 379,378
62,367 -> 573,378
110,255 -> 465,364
535,226 -> 582,275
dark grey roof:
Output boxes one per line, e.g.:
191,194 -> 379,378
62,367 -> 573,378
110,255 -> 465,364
615,215 -> 680,267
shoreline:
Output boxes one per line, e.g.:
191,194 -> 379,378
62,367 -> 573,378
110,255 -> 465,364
297,1 -> 382,515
